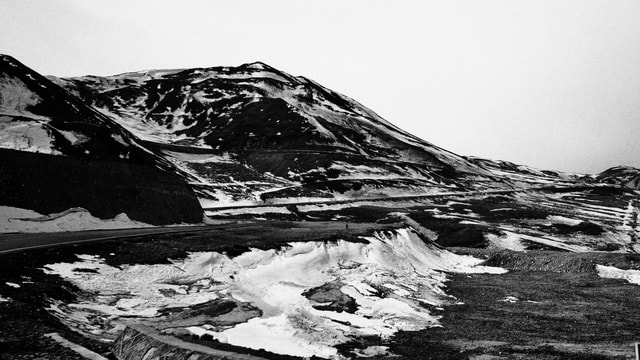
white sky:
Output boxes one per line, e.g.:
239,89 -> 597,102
2,0 -> 639,173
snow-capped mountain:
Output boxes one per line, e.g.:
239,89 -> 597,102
53,62 -> 477,169
0,55 -> 203,224
2,54 -> 633,215
52,61 -> 576,206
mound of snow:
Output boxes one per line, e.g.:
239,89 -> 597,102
44,228 -> 505,358
0,206 -> 152,233
546,215 -> 583,226
596,265 -> 640,285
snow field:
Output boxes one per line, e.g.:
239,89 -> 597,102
43,228 -> 505,358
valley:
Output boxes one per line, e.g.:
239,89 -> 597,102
1,54 -> 640,359
2,192 -> 640,359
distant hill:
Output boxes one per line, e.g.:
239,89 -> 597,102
596,166 -> 640,189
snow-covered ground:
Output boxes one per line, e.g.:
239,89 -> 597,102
596,265 -> 640,285
0,206 -> 152,233
43,228 -> 505,358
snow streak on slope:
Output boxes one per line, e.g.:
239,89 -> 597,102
43,228 -> 505,358
160,150 -> 295,206
0,73 -> 60,154
0,73 -> 46,119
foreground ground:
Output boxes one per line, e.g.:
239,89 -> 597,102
390,249 -> 640,360
0,221 -> 393,359
2,193 -> 640,359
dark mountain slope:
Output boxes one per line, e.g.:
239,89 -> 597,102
52,62 -> 520,205
55,62 -> 482,173
0,55 -> 203,224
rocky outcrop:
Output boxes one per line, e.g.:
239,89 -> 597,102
0,149 -> 203,225
112,325 -> 267,360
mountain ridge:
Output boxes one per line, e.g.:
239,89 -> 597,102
49,60 -> 526,206
1,54 -> 637,219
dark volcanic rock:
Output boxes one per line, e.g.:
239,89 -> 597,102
0,149 -> 202,225
436,227 -> 487,248
302,282 -> 358,313
551,221 -> 604,236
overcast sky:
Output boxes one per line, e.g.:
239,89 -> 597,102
2,0 -> 639,173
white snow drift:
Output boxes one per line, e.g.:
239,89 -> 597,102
596,265 -> 640,286
44,228 -> 505,358
0,206 -> 152,233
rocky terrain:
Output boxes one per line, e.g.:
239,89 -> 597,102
1,54 -> 640,359
50,62 -> 553,206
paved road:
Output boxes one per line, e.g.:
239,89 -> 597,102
0,184 -> 609,255
0,223 -> 245,256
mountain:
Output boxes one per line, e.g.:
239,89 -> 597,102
596,166 -> 640,189
3,55 -> 640,360
0,55 -> 203,224
2,54 -> 633,222
50,62 -> 580,206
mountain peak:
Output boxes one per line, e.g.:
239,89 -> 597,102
0,54 -> 21,66
241,61 -> 271,70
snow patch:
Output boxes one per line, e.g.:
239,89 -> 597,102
57,129 -> 90,146
546,215 -> 583,226
486,232 -> 527,251
0,206 -> 152,233
497,296 -> 519,303
0,75 -> 42,114
597,265 -> 640,285
0,118 -> 61,154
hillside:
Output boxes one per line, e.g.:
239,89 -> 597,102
0,55 -> 203,225
51,62 -> 581,207
1,55 -> 640,360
